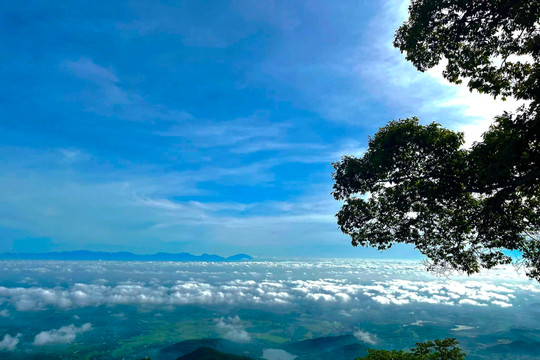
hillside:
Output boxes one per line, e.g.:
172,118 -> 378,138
176,347 -> 253,360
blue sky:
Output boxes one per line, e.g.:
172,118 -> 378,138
0,0 -> 515,257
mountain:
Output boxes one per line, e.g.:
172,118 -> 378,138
284,334 -> 358,353
283,334 -> 368,360
161,338 -> 261,359
486,340 -> 540,356
161,338 -> 224,355
225,254 -> 252,261
160,334 -> 369,360
151,333 -> 540,360
176,347 -> 253,360
0,251 -> 252,262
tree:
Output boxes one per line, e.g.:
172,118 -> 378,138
355,338 -> 466,360
332,0 -> 540,280
393,0 -> 539,106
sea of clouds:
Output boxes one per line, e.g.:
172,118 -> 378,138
0,259 -> 539,355
0,260 -> 537,312
0,275 -> 533,311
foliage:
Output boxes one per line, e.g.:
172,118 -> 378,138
333,0 -> 540,280
355,338 -> 466,360
394,0 -> 539,105
333,116 -> 540,279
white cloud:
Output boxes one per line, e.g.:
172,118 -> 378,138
408,320 -> 430,327
492,300 -> 512,308
451,325 -> 475,332
0,309 -> 9,318
360,278 -> 523,308
216,316 -> 251,343
425,63 -> 523,147
34,323 -> 92,346
0,261 -> 537,312
0,334 -> 20,351
354,330 -> 378,345
458,299 -> 486,307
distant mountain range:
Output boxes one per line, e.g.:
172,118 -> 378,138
0,250 -> 252,262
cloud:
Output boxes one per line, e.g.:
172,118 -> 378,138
34,323 -> 92,346
0,259 -> 535,359
62,57 -> 192,122
451,325 -> 475,332
0,260 -> 535,313
62,57 -> 129,105
492,300 -> 513,308
216,316 -> 251,343
158,112 -> 289,150
0,334 -> 20,351
360,278 -> 519,308
458,299 -> 487,307
353,330 -> 378,345
426,63 -> 523,147
4,0 -> 531,261
63,57 -> 119,85
0,309 -> 9,318
0,153 -> 346,256
407,320 -> 430,327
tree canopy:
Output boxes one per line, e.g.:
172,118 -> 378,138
355,338 -> 465,360
394,0 -> 539,106
333,0 -> 539,280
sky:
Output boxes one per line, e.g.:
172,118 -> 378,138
0,0 -> 523,257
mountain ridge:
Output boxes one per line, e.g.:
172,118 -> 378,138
176,347 -> 254,360
0,250 -> 252,262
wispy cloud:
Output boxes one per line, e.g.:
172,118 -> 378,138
157,111 -> 322,156
0,150 -> 340,255
63,57 -> 130,105
62,57 -> 192,122
2,0 -> 519,257
64,57 -> 119,84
